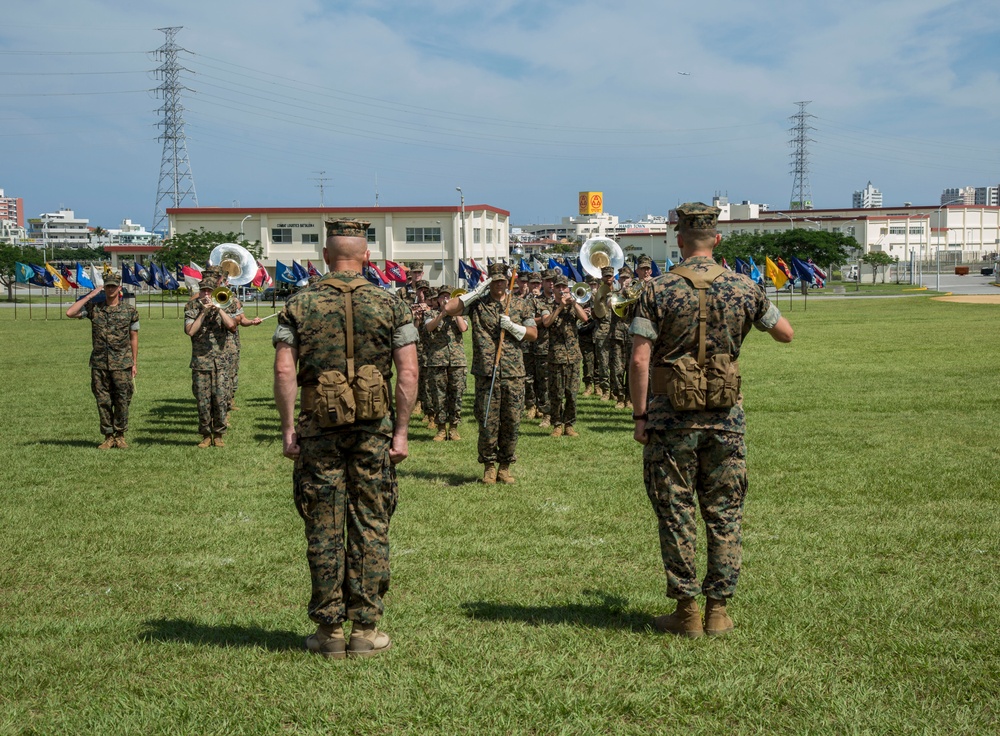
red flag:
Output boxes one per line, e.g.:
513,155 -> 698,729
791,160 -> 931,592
252,260 -> 273,288
384,260 -> 407,284
720,257 -> 731,270
775,257 -> 793,280
307,260 -> 322,278
62,266 -> 79,288
469,257 -> 482,273
367,261 -> 390,284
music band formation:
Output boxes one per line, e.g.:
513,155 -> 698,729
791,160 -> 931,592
69,203 -> 794,657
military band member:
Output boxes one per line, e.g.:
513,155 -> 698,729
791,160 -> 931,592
607,268 -> 633,409
590,266 -> 614,400
541,274 -> 587,436
579,275 -> 598,396
411,280 -> 434,427
444,262 -> 537,484
213,267 -> 264,413
532,270 -> 555,428
66,271 -> 139,449
184,272 -> 239,447
629,202 -> 793,638
274,219 -> 418,658
522,272 -> 544,419
423,286 -> 468,441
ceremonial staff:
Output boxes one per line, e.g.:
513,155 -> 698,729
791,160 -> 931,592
483,267 -> 518,427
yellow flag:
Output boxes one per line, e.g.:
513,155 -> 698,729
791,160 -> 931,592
765,257 -> 788,289
45,262 -> 73,290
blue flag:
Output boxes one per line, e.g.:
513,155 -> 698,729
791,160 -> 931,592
566,259 -> 582,282
518,257 -> 531,272
161,264 -> 179,290
790,257 -> 815,284
547,257 -> 561,272
363,263 -> 388,288
15,262 -> 35,284
665,258 -> 675,270
748,257 -> 763,284
734,258 -> 750,277
275,261 -> 297,284
30,264 -> 53,287
650,260 -> 661,277
75,263 -> 95,289
291,261 -> 310,286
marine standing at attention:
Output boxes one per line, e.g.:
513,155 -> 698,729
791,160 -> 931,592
629,202 -> 794,638
66,270 -> 139,449
444,262 -> 537,485
540,273 -> 587,437
273,219 -> 418,659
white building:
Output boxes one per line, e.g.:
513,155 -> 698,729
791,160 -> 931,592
517,212 -> 619,241
853,182 -> 883,209
26,208 -> 90,248
110,219 -> 156,246
165,204 -> 511,286
941,187 -> 976,205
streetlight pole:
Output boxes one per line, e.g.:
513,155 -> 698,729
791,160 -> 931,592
934,198 -> 962,291
240,215 -> 251,244
456,187 -> 466,264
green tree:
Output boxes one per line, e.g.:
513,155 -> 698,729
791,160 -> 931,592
156,229 -> 262,269
0,244 -> 42,300
861,251 -> 895,284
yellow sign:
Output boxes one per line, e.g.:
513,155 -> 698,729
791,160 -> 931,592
579,191 -> 603,215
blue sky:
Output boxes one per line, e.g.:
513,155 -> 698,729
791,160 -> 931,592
2,0 -> 999,232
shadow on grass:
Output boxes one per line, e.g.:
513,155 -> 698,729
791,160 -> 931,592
25,438 -> 105,448
402,468 -> 478,486
140,618 -> 303,652
461,591 -> 648,632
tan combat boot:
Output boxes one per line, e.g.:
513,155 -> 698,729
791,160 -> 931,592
600,390 -> 611,402
538,415 -> 551,429
526,406 -> 537,420
447,424 -> 460,441
113,435 -> 128,449
197,435 -> 213,448
413,401 -> 423,417
427,418 -> 436,431
653,598 -> 704,638
98,435 -> 115,450
482,463 -> 497,485
583,384 -> 594,397
497,464 -> 515,484
212,435 -> 226,447
432,426 -> 447,442
347,623 -> 392,658
564,425 -> 579,437
305,623 -> 346,659
704,598 -> 734,637
615,399 -> 626,409
551,424 -> 564,438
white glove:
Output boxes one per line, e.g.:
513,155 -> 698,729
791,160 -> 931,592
459,277 -> 492,307
499,314 -> 527,341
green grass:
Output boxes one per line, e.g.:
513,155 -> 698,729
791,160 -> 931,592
1,296 -> 998,734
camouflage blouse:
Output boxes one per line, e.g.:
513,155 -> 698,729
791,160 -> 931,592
85,300 -> 139,370
630,256 -> 779,434
421,310 -> 467,367
542,305 -> 583,364
467,294 -> 535,378
184,298 -> 241,370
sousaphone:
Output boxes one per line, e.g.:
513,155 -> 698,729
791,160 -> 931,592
209,243 -> 257,287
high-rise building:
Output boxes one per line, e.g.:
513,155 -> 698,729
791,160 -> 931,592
0,189 -> 24,228
941,187 -> 976,205
974,186 -> 999,207
852,181 -> 882,209
27,208 -> 90,247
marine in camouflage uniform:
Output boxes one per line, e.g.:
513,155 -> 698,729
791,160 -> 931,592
444,262 -> 537,484
629,202 -> 793,637
66,271 -> 139,448
541,274 -> 587,435
184,273 -> 241,446
521,272 -> 543,418
273,219 -> 419,658
578,277 -> 598,394
411,280 -> 434,425
607,270 -> 634,408
422,287 -> 468,439
531,270 -> 555,426
590,266 -> 614,399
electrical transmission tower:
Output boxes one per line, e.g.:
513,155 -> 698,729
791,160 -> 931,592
152,26 -> 198,236
788,101 -> 815,210
312,171 -> 331,207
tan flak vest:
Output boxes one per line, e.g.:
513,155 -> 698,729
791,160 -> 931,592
650,264 -> 741,412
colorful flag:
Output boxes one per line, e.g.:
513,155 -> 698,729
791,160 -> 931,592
76,263 -> 94,289
134,262 -> 151,285
275,261 -> 296,284
650,260 -> 661,277
775,257 -> 793,281
790,257 -> 815,284
181,262 -> 202,292
384,260 -> 407,284
291,261 -> 310,286
808,259 -> 828,280
15,262 -> 34,283
254,260 -> 273,288
765,257 -> 788,289
459,260 -> 483,288
566,259 -> 583,282
748,257 -> 763,284
469,258 -> 481,274
734,258 -> 750,276
45,263 -> 72,290
664,258 -> 675,271
720,258 -> 731,271
62,265 -> 79,288
160,264 -> 179,290
89,264 -> 104,288
307,261 -> 322,278
519,257 -> 532,272
30,264 -> 53,287
363,262 -> 389,288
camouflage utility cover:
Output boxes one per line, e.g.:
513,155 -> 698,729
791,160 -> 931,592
85,300 -> 139,370
467,294 -> 535,378
629,255 -> 780,433
273,270 -> 418,437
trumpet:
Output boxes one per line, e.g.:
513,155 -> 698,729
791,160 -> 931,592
571,281 -> 592,304
210,285 -> 233,308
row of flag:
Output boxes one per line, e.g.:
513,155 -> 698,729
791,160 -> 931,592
720,256 -> 828,289
13,259 -> 279,293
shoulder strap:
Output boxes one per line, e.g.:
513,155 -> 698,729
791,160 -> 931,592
319,277 -> 370,380
320,276 -> 369,292
670,263 -> 728,366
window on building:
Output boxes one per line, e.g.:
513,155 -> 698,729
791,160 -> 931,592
302,233 -> 319,244
271,228 -> 292,244
405,227 -> 441,243
367,227 -> 376,244
473,227 -> 481,244
889,226 -> 906,235
486,228 -> 493,244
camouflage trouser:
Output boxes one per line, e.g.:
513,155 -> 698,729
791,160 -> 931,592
474,375 -> 525,465
548,361 -> 580,427
91,367 -> 134,436
531,346 -> 550,416
607,338 -> 628,400
643,430 -> 747,600
580,337 -> 595,386
522,351 -> 536,411
294,431 -> 398,626
227,348 -> 241,410
192,369 -> 229,436
592,328 -> 610,390
428,365 -> 467,425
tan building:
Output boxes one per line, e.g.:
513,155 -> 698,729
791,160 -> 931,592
167,205 -> 511,286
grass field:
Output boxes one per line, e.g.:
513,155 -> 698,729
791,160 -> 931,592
1,296 -> 998,734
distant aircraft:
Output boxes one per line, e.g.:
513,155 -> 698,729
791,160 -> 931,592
677,71 -> 691,76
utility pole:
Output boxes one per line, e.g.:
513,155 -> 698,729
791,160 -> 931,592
788,101 -> 815,211
151,26 -> 198,236
312,171 -> 331,208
